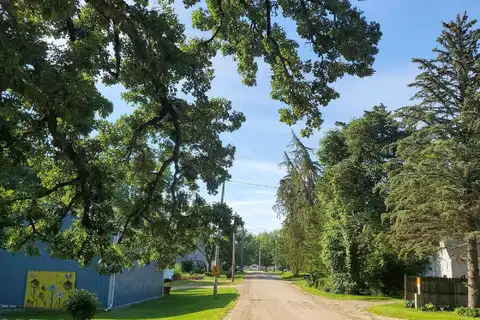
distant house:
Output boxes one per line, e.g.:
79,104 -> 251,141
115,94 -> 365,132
176,245 -> 208,269
0,216 -> 164,309
424,240 -> 480,278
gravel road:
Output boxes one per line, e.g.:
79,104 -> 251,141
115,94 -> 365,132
224,272 -> 394,320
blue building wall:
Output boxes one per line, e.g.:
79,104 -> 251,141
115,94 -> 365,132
112,263 -> 164,308
0,214 -> 164,309
0,249 -> 110,308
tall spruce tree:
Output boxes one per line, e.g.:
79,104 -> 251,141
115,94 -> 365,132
274,133 -> 320,275
387,13 -> 480,307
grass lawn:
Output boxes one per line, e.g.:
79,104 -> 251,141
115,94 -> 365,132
0,288 -> 238,320
170,272 -> 246,287
279,271 -> 397,302
366,302 -> 477,320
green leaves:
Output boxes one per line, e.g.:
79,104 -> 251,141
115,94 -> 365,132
0,0 -> 244,271
387,13 -> 480,257
191,0 -> 381,136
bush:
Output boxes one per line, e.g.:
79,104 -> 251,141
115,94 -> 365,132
405,300 -> 415,309
65,289 -> 99,320
454,307 -> 480,317
192,265 -> 204,274
181,260 -> 194,273
206,271 -> 213,277
173,263 -> 182,280
438,305 -> 453,312
422,302 -> 436,312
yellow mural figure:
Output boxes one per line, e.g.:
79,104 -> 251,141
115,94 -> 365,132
24,271 -> 76,309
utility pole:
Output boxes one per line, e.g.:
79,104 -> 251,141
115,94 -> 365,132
259,244 -> 261,271
231,231 -> 236,283
213,181 -> 225,297
240,229 -> 244,271
274,236 -> 278,272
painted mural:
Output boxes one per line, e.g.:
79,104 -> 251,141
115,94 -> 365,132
24,271 -> 76,309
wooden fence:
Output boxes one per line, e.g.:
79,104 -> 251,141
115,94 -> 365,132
404,275 -> 469,307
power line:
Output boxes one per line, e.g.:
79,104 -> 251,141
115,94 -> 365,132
245,223 -> 268,232
228,180 -> 278,189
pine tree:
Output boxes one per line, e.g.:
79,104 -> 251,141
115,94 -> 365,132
387,13 -> 480,307
274,133 -> 320,275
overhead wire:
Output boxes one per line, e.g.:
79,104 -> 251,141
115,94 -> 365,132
227,180 -> 278,189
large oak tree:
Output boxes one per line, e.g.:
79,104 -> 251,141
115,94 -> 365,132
1,0 -> 381,271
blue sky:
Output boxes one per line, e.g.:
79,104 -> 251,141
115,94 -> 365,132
98,1 -> 480,232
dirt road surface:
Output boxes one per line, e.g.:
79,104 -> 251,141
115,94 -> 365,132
224,272 -> 393,320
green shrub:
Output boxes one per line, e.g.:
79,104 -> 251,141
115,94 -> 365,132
422,302 -> 436,311
173,263 -> 182,279
192,265 -> 204,274
438,305 -> 453,312
405,300 -> 415,308
454,307 -> 480,317
181,260 -> 194,273
64,289 -> 99,320
206,271 -> 213,277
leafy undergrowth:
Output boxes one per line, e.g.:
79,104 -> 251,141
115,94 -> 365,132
170,272 -> 245,287
366,302 -> 477,319
276,271 -> 308,281
0,288 -> 238,320
280,272 -> 396,301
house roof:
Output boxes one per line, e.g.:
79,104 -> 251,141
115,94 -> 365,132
440,239 -> 480,260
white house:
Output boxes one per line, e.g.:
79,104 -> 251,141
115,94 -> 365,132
424,240 -> 480,278
175,245 -> 208,269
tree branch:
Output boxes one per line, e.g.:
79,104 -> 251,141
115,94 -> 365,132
122,108 -> 169,162
45,113 -> 94,229
117,101 -> 181,244
199,0 -> 224,46
239,0 -> 294,81
3,177 -> 80,204
170,115 -> 182,216
112,19 -> 121,79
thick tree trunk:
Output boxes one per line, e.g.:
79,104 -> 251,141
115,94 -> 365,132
467,237 -> 479,308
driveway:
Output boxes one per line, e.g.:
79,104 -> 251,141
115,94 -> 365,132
224,272 -> 393,320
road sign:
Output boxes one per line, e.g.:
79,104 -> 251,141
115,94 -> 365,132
416,277 -> 421,294
212,265 -> 220,277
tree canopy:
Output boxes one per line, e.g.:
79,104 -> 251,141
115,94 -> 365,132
190,0 -> 382,136
0,0 -> 244,272
386,12 -> 480,307
274,12 -> 480,305
0,0 -> 383,272
195,201 -> 244,270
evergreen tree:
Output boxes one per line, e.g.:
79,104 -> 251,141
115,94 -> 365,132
274,133 -> 320,275
387,13 -> 480,307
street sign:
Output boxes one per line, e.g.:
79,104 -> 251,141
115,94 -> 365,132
212,265 -> 220,277
416,277 -> 421,294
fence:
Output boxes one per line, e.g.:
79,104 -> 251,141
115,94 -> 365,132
404,275 -> 469,307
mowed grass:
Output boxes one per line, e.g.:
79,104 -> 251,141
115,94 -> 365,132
170,272 -> 245,287
280,271 -> 396,301
0,288 -> 238,320
366,302 -> 477,320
